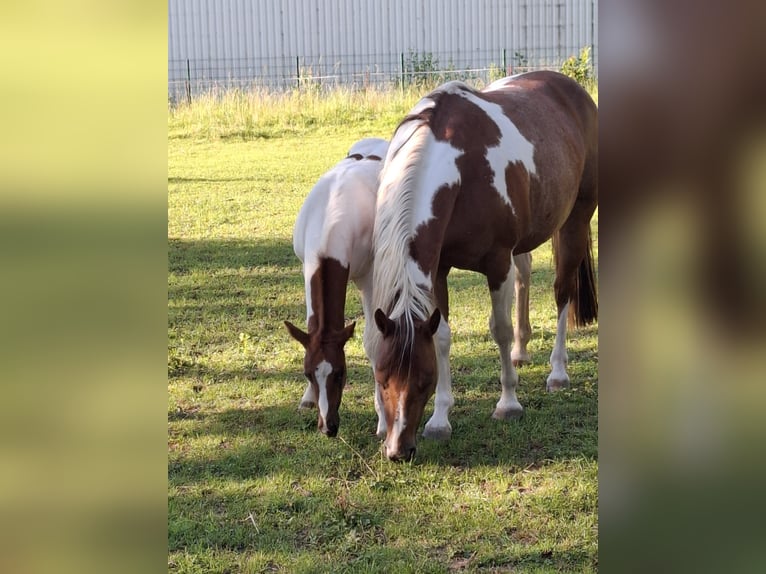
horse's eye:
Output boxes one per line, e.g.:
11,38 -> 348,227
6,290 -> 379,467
304,372 -> 312,381
334,370 -> 345,382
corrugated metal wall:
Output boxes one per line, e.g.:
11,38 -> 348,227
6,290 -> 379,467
168,0 -> 597,98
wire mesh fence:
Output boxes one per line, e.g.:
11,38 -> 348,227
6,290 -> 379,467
168,47 -> 596,104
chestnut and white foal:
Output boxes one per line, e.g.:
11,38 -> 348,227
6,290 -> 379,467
285,138 -> 388,437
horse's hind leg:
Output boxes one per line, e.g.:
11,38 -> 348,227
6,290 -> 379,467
488,257 -> 524,420
512,252 -> 532,366
548,209 -> 596,391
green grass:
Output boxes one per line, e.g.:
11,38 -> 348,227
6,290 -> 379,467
169,86 -> 598,573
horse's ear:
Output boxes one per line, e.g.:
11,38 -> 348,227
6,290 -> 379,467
284,320 -> 310,348
374,309 -> 395,338
340,321 -> 356,344
427,308 -> 441,335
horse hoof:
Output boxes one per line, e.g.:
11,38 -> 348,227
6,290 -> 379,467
422,425 -> 452,441
512,354 -> 531,368
546,378 -> 570,392
298,400 -> 316,410
492,406 -> 524,420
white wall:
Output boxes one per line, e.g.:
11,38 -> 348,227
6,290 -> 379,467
168,0 -> 597,96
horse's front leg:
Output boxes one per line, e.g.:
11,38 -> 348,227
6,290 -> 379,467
423,268 -> 454,440
356,271 -> 387,438
489,259 -> 524,419
298,383 -> 317,409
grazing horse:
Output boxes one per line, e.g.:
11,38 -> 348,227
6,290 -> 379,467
285,137 -> 389,436
367,71 -> 598,461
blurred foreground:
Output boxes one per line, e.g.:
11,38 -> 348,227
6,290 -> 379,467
600,0 -> 766,571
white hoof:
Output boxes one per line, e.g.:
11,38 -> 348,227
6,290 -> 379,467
298,400 -> 316,410
422,422 -> 452,441
511,351 -> 531,367
546,376 -> 570,392
492,403 -> 524,420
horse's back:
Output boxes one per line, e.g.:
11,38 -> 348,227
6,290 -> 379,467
482,72 -> 597,250
293,139 -> 387,273
347,137 -> 388,160
379,71 -> 597,269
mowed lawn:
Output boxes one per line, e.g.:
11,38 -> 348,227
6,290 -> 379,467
168,89 -> 598,573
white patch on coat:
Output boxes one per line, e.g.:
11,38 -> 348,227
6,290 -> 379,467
292,138 -> 388,322
457,87 -> 537,213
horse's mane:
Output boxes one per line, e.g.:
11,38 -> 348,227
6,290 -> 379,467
371,101 -> 440,349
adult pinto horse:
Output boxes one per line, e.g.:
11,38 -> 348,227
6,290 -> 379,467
285,138 -> 388,436
367,71 -> 598,461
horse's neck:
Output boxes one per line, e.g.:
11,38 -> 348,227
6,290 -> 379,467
306,256 -> 350,333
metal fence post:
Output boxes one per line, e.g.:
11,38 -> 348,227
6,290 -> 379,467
185,59 -> 192,105
502,49 -> 507,75
400,52 -> 405,92
296,56 -> 300,88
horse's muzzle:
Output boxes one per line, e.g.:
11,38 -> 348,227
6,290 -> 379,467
386,445 -> 416,462
322,422 -> 339,437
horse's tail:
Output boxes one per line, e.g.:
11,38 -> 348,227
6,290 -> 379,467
552,227 -> 598,328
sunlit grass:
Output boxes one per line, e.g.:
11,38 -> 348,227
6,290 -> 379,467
168,81 -> 598,141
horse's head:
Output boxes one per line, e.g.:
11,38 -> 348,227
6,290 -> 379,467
284,321 -> 355,437
373,308 -> 441,461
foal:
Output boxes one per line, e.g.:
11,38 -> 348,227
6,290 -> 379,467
285,138 -> 388,436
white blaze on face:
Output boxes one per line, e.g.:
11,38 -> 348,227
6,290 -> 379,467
388,393 -> 407,450
315,360 -> 332,424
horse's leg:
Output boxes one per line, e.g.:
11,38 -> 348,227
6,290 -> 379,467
511,252 -> 532,366
546,299 -> 571,391
489,257 -> 524,419
355,271 -> 387,438
423,267 -> 454,440
547,212 -> 596,391
299,384 -> 317,409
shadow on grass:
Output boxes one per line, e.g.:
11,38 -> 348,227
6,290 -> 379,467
168,237 -> 308,336
169,377 -> 596,481
168,176 -> 268,184
169,237 -> 296,273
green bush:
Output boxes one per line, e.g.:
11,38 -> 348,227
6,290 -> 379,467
560,46 -> 594,89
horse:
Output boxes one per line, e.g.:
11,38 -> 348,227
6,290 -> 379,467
284,137 -> 389,436
366,71 -> 598,461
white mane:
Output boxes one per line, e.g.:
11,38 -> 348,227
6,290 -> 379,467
371,114 -> 437,344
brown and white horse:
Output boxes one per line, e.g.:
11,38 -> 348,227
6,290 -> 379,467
367,71 -> 598,461
285,138 -> 388,436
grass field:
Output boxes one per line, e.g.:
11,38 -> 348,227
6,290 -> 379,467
168,85 -> 598,573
